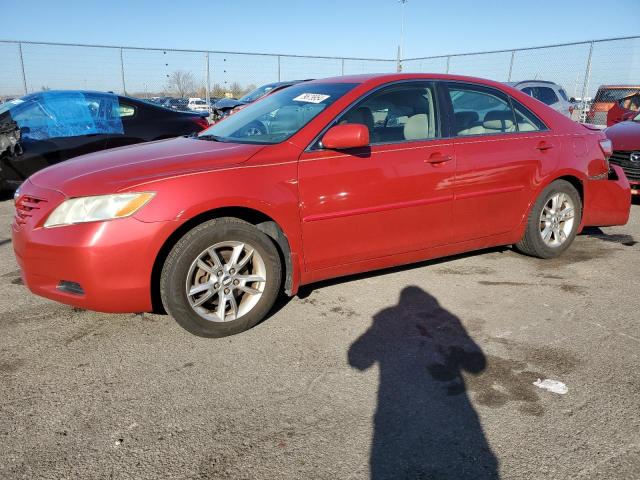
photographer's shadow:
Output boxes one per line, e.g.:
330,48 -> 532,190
349,286 -> 499,479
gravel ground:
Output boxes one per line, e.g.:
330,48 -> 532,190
0,196 -> 639,479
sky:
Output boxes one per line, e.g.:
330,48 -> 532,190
0,0 -> 638,96
2,0 -> 638,58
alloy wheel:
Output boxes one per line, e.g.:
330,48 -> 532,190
539,192 -> 575,247
185,241 -> 267,322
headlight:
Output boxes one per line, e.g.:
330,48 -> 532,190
44,192 -> 155,228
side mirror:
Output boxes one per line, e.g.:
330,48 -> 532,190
321,124 -> 369,150
569,97 -> 576,103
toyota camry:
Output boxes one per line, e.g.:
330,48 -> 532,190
13,74 -> 631,337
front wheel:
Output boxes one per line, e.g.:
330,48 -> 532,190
515,180 -> 582,258
160,218 -> 282,337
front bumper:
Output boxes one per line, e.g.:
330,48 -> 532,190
12,181 -> 177,313
583,165 -> 631,227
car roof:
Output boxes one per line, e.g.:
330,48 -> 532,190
307,73 -> 517,91
505,80 -> 560,87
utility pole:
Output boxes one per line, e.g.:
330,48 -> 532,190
397,0 -> 408,72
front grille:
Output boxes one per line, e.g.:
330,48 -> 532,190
14,195 -> 47,226
609,151 -> 640,182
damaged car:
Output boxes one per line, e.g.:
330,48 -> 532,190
211,80 -> 311,121
0,91 -> 209,190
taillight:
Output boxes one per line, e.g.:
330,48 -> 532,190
598,138 -> 613,159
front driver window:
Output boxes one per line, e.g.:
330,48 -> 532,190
339,83 -> 438,144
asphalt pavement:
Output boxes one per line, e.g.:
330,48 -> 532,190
1,196 -> 639,479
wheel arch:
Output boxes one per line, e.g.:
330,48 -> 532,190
150,206 -> 296,314
515,172 -> 585,241
554,174 -> 584,206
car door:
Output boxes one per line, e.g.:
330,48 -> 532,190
104,99 -> 147,149
298,81 -> 456,271
445,82 -> 560,242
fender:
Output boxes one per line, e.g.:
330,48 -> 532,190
132,151 -> 305,304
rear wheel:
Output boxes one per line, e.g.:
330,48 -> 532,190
515,180 -> 582,258
160,218 -> 282,337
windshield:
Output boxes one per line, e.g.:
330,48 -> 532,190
240,84 -> 277,103
199,82 -> 357,144
597,88 -> 640,103
634,112 -> 640,122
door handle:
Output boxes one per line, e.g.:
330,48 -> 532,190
425,152 -> 453,164
536,141 -> 555,151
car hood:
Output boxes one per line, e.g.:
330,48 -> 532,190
605,121 -> 640,150
29,136 -> 264,196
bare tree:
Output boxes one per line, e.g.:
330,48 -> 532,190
166,70 -> 196,98
211,83 -> 226,98
229,82 -> 244,99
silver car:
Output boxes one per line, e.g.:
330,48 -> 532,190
506,80 -> 573,117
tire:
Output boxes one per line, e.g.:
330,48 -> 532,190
515,180 -> 582,259
160,217 -> 282,337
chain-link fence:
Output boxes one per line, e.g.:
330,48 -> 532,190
403,35 -> 640,123
1,36 -> 638,124
0,40 -> 395,104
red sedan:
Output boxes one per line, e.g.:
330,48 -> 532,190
13,74 -> 631,337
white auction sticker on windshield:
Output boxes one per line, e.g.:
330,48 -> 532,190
293,93 -> 330,103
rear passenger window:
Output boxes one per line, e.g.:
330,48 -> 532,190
521,87 -> 535,97
558,88 -> 569,102
448,86 -> 515,136
535,87 -> 559,105
511,99 -> 546,132
339,83 -> 438,144
118,104 -> 136,118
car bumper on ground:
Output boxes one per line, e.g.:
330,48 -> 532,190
12,181 -> 176,313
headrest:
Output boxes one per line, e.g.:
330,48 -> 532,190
483,110 -> 514,130
454,111 -> 479,127
403,114 -> 429,140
